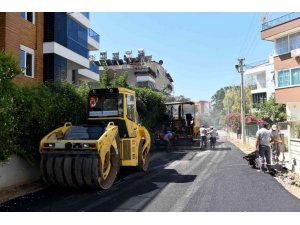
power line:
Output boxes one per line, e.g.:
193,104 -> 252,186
238,13 -> 258,58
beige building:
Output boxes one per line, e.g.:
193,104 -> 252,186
98,50 -> 174,93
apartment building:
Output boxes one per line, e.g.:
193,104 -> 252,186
0,12 -> 44,86
98,50 -> 174,93
261,12 -> 300,173
0,12 -> 100,86
245,56 -> 275,108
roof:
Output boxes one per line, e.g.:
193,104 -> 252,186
165,101 -> 195,106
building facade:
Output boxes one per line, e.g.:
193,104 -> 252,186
99,50 -> 173,93
245,56 -> 275,108
0,12 -> 100,86
261,12 -> 300,173
0,12 -> 44,86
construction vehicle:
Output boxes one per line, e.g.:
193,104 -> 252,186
158,101 -> 196,146
39,88 -> 151,189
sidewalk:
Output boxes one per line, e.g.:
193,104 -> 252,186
226,132 -> 300,200
0,180 -> 46,204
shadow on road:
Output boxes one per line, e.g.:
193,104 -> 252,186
0,149 -> 195,212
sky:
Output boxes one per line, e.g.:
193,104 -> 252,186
90,12 -> 287,102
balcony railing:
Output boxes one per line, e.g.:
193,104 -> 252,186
81,12 -> 89,19
262,12 -> 300,31
89,28 -> 100,42
90,61 -> 99,74
245,59 -> 269,69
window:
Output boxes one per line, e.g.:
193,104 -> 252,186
20,45 -> 34,78
20,12 -> 35,24
126,95 -> 135,121
72,70 -> 76,84
89,94 -> 120,117
290,32 -> 300,50
275,36 -> 289,55
67,17 -> 87,48
291,68 -> 300,85
252,92 -> 267,106
278,70 -> 290,87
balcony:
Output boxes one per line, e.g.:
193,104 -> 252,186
245,59 -> 269,70
262,12 -> 300,31
261,13 -> 300,41
67,12 -> 89,28
90,61 -> 99,74
88,28 -> 100,51
81,12 -> 89,19
78,61 -> 99,82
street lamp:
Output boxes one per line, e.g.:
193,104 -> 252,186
235,58 -> 246,144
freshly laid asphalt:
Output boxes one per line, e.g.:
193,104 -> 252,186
1,132 -> 300,212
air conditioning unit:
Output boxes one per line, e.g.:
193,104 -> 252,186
291,48 -> 300,58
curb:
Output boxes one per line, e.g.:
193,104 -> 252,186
0,180 -> 47,204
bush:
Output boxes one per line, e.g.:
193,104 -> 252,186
0,51 -> 22,85
133,87 -> 166,133
0,81 -> 88,162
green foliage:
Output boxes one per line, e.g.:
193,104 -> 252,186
210,86 -> 235,127
133,87 -> 166,132
0,82 -> 88,162
165,95 -> 191,103
254,94 -> 286,124
99,65 -> 128,88
223,86 -> 252,115
0,51 -> 22,85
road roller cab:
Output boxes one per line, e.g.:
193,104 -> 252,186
39,88 -> 151,189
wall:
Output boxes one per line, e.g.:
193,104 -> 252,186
0,155 -> 40,190
290,139 -> 300,174
148,62 -> 172,91
0,13 -> 6,50
286,102 -> 300,121
274,54 -> 300,71
2,12 -> 44,86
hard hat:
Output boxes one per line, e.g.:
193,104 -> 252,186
272,125 -> 277,130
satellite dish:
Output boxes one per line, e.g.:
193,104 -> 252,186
261,13 -> 268,23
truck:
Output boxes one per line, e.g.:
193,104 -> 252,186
39,87 -> 151,189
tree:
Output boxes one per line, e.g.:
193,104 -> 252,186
254,94 -> 286,124
165,95 -> 191,103
99,65 -> 129,88
223,86 -> 252,114
210,86 -> 234,127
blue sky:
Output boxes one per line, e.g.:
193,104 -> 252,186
90,12 -> 286,101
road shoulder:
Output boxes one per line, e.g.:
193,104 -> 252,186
226,134 -> 300,200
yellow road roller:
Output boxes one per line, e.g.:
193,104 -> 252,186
39,88 -> 151,189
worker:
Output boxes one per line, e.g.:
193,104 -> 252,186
208,126 -> 217,149
255,123 -> 279,173
270,124 -> 280,164
163,130 -> 173,152
199,125 -> 207,148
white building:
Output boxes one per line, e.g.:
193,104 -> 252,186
245,56 -> 275,108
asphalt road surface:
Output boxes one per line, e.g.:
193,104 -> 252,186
1,132 -> 300,212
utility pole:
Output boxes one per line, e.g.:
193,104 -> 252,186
235,58 -> 246,144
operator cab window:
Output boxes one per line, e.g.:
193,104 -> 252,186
118,94 -> 124,117
89,94 -> 119,117
126,95 -> 135,122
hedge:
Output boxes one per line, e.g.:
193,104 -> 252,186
0,82 -> 88,162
